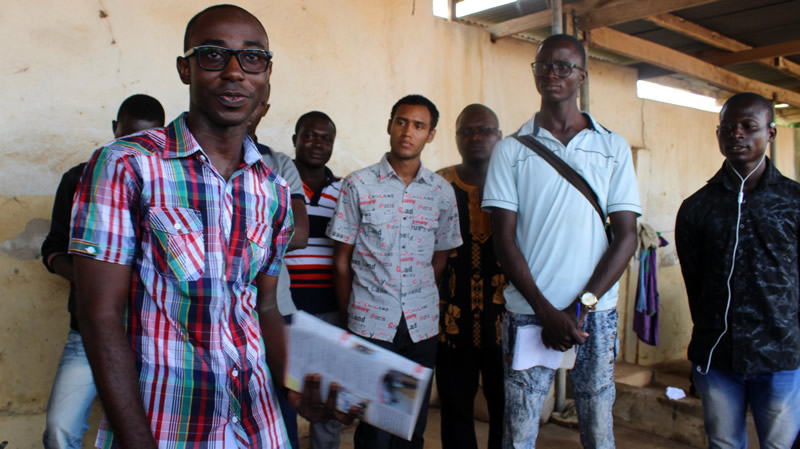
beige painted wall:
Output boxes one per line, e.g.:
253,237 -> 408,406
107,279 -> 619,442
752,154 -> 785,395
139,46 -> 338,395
1,1 -> 797,447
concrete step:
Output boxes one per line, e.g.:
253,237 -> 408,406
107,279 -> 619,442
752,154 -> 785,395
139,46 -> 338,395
613,381 -> 706,448
613,360 -> 761,449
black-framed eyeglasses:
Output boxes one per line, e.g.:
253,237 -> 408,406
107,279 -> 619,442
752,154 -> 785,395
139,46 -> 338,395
184,45 -> 273,73
456,126 -> 500,137
531,61 -> 584,78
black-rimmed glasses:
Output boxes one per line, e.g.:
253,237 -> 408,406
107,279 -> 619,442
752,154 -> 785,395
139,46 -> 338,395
531,61 -> 584,78
184,45 -> 273,73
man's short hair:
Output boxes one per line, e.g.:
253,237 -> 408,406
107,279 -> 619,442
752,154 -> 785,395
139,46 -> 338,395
456,104 -> 499,128
184,4 -> 264,51
390,95 -> 439,130
539,34 -> 587,67
721,92 -> 775,125
117,94 -> 165,125
295,111 -> 336,135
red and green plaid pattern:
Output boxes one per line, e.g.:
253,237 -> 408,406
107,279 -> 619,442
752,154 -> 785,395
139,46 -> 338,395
70,114 -> 293,448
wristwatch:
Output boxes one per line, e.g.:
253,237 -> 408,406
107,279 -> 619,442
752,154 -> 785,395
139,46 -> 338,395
579,291 -> 598,310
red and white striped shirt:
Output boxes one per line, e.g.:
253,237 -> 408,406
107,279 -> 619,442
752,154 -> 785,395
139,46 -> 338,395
284,167 -> 341,314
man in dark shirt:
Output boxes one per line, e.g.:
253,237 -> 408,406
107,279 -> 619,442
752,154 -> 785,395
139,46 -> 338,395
676,92 -> 800,449
40,93 -> 165,449
435,104 -> 506,449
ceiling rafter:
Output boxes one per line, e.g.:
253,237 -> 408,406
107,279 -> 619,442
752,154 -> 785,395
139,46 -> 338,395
703,40 -> 800,66
645,13 -> 800,81
587,27 -> 800,107
575,0 -> 717,30
487,0 -> 715,41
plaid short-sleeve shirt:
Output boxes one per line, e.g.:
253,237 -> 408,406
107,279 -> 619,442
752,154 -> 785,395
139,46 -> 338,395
69,114 -> 293,449
327,153 -> 462,343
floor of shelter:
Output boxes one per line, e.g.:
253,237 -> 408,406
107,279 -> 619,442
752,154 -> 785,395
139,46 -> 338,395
300,405 -> 697,449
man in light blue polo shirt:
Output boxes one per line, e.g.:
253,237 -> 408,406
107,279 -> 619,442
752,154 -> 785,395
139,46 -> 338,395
482,34 -> 641,448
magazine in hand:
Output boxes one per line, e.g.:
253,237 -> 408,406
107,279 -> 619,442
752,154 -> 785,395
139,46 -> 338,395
286,311 -> 433,441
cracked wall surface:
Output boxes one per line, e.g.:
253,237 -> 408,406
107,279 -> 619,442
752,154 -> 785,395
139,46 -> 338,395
0,1 -> 797,448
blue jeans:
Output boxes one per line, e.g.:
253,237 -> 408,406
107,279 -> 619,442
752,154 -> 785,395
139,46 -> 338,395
502,310 -> 618,449
692,365 -> 800,449
43,330 -> 98,449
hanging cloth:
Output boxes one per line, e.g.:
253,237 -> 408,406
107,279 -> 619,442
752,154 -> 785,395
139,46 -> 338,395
633,223 -> 668,346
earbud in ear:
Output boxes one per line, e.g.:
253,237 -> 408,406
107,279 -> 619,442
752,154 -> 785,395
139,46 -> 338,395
769,122 -> 776,128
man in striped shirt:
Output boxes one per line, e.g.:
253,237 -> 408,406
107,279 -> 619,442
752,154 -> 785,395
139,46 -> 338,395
69,6 -> 347,449
285,111 -> 342,449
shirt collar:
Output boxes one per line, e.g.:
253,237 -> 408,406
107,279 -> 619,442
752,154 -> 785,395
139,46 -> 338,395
161,113 -> 263,168
377,152 -> 434,184
708,157 -> 778,192
523,112 -> 607,138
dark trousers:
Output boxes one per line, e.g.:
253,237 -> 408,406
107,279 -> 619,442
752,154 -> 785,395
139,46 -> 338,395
435,343 -> 504,449
276,384 -> 300,449
353,318 -> 437,449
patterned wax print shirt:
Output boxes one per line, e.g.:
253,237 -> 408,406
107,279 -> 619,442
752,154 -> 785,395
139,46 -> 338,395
676,159 -> 800,376
69,114 -> 293,449
327,153 -> 463,343
285,166 -> 342,314
437,166 -> 507,351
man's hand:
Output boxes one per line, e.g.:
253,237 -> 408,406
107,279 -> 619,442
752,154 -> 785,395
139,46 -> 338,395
287,374 -> 362,425
539,303 -> 589,351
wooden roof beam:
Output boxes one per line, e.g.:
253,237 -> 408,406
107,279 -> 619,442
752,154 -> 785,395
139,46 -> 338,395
587,27 -> 800,107
645,13 -> 800,80
488,0 -> 716,41
704,40 -> 800,66
487,9 -> 551,41
576,0 -> 716,30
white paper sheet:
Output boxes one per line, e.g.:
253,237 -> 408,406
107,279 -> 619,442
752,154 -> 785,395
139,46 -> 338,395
511,324 -> 577,371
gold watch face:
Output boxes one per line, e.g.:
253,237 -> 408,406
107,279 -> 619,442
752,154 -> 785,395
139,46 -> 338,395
580,292 -> 598,306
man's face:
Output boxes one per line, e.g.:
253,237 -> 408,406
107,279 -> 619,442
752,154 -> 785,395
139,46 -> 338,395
178,9 -> 271,129
717,99 -> 776,167
113,116 -> 162,138
294,117 -> 336,169
455,108 -> 501,165
387,104 -> 436,161
534,40 -> 586,104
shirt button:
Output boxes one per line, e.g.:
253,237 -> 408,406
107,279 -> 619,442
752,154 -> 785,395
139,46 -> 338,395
232,368 -> 239,378
231,415 -> 239,424
174,223 -> 183,231
87,247 -> 96,254
739,224 -> 744,229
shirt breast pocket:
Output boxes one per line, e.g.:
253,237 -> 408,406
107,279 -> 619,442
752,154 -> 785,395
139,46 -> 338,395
149,207 -> 205,281
245,220 -> 273,281
361,208 -> 395,239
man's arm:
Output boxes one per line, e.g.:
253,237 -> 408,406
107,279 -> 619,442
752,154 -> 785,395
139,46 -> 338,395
256,273 -> 288,388
42,164 -> 84,283
287,198 -> 309,251
332,241 -> 355,324
75,256 -> 157,449
491,208 -> 588,350
675,204 -> 701,302
432,250 -> 449,285
577,211 -> 638,322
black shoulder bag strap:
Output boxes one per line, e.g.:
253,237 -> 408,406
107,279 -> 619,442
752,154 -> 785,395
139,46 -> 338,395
512,134 -> 611,242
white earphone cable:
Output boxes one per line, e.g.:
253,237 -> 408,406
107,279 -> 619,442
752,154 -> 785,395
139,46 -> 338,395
697,148 -> 767,376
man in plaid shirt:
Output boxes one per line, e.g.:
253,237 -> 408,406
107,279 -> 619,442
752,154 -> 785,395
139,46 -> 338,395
70,5 -> 347,448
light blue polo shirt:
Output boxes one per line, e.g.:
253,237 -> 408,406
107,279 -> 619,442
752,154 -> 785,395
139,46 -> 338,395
482,113 -> 641,314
